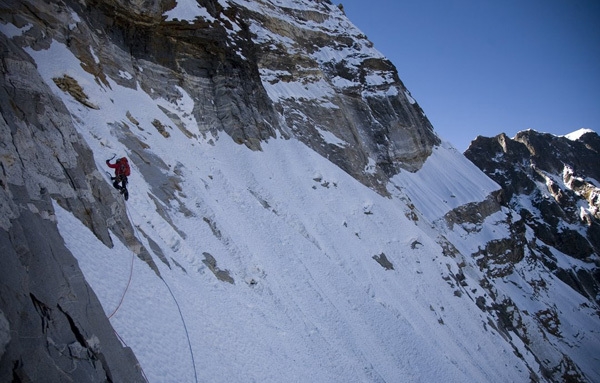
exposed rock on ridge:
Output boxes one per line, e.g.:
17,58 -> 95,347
465,129 -> 600,304
412,129 -> 600,382
244,0 -> 439,191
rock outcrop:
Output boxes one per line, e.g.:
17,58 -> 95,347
412,129 -> 600,382
0,12 -> 150,382
465,130 -> 600,305
241,0 -> 439,191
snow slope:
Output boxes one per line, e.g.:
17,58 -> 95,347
564,128 -> 595,141
23,35 -> 540,381
391,141 -> 500,222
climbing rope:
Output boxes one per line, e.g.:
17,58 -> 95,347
107,248 -> 135,319
160,276 -> 199,383
107,208 -> 137,319
108,202 -> 198,383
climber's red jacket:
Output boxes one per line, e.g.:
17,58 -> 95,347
107,157 -> 131,177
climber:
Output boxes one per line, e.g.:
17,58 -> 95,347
106,156 -> 130,200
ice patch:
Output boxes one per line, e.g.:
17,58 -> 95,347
0,22 -> 33,38
316,127 -> 347,147
164,1 -> 216,23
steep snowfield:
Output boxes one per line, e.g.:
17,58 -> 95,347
25,36 -> 538,381
53,138 -> 528,383
391,141 -> 500,222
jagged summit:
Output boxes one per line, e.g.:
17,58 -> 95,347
466,128 -> 600,299
1,0 -> 599,382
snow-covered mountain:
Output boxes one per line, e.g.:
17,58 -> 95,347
466,129 -> 600,286
0,0 -> 598,382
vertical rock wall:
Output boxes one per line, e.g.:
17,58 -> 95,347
0,28 -> 147,382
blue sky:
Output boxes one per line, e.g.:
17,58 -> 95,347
339,0 -> 600,151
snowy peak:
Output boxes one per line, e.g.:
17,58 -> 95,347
466,128 -> 600,303
466,129 -> 600,228
457,129 -> 600,381
564,128 -> 596,141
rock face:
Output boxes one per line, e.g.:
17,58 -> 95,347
2,0 -> 438,193
0,2 -> 153,380
408,130 -> 600,383
465,130 -> 600,304
241,0 -> 439,191
1,0 -> 599,382
0,0 -> 437,379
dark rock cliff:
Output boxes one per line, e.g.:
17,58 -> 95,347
0,31 -> 148,381
465,130 -> 600,305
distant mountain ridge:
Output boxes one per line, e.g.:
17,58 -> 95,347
465,129 -> 600,303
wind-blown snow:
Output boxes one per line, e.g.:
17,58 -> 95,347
404,90 -> 416,104
316,126 -> 347,147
